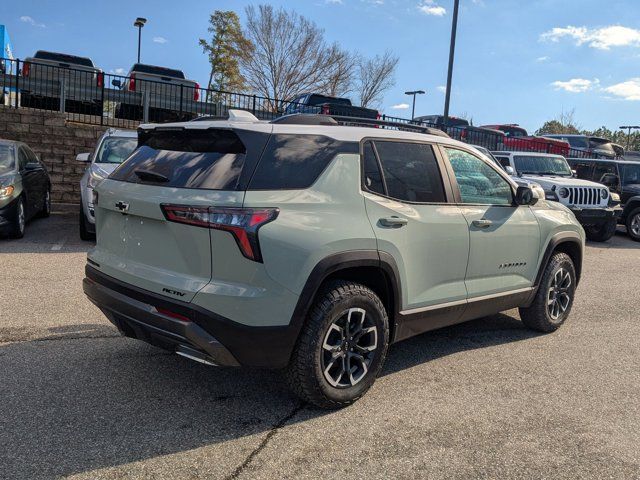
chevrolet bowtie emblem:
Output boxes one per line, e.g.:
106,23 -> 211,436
115,201 -> 130,214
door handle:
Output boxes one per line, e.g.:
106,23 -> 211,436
379,216 -> 408,227
472,219 -> 493,228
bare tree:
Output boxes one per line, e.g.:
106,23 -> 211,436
319,46 -> 356,98
354,51 -> 399,108
240,5 -> 351,108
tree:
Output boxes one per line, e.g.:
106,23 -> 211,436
535,109 -> 581,135
240,5 -> 351,108
199,11 -> 252,99
353,51 -> 399,109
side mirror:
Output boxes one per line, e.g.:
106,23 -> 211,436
515,185 -> 538,206
505,165 -> 515,175
111,79 -> 122,88
76,152 -> 91,162
571,169 -> 577,178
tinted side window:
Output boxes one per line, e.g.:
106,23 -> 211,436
373,141 -> 445,203
446,148 -> 513,205
18,148 -> 29,169
249,135 -> 358,190
495,156 -> 511,168
362,142 -> 385,195
592,163 -> 617,183
570,160 -> 594,180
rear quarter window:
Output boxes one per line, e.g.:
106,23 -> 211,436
248,134 -> 358,190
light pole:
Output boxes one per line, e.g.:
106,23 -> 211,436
405,90 -> 426,120
443,0 -> 460,127
134,17 -> 147,63
619,125 -> 640,150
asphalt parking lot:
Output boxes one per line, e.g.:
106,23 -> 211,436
1,210 -> 639,479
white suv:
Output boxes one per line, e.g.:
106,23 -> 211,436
493,152 -> 622,242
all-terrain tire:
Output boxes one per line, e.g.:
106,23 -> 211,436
519,252 -> 576,333
285,280 -> 390,409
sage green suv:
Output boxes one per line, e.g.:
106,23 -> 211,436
83,110 -> 585,409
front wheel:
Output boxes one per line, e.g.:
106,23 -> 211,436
519,252 -> 576,333
625,207 -> 640,242
285,281 -> 389,409
9,198 -> 26,239
584,219 -> 617,242
39,189 -> 51,218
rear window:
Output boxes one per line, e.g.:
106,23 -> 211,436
248,135 -> 358,190
502,126 -> 527,137
34,51 -> 94,67
447,118 -> 469,127
109,129 -> 246,190
307,95 -> 351,106
564,136 -> 589,149
131,63 -> 185,79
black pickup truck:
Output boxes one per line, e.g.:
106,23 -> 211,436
283,93 -> 379,120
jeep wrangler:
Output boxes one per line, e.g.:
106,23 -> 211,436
493,151 -> 622,242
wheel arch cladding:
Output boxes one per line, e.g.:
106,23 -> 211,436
539,234 -> 583,286
622,197 -> 640,221
288,251 -> 402,350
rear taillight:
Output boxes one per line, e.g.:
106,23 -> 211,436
321,103 -> 330,115
194,83 -> 200,101
160,205 -> 279,262
22,62 -> 30,77
129,74 -> 136,91
97,72 -> 104,88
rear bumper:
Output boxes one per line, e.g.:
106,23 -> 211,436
570,206 -> 622,226
83,265 -> 299,368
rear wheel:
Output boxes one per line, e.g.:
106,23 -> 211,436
39,189 -> 51,218
584,218 -> 617,242
519,252 -> 576,332
285,281 -> 389,409
625,207 -> 640,242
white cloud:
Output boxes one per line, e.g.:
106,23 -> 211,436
541,25 -> 640,50
536,56 -> 550,62
326,0 -> 343,4
604,79 -> 640,101
551,78 -> 598,93
110,68 -> 126,75
391,103 -> 410,110
20,15 -> 45,28
436,85 -> 446,93
153,36 -> 168,44
418,1 -> 446,16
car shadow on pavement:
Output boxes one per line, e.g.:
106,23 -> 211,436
382,312 -> 540,377
1,312 -> 541,479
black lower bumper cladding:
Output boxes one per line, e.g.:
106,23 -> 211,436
570,206 -> 622,226
83,266 -> 299,368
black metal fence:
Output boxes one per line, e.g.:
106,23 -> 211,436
0,57 -> 617,159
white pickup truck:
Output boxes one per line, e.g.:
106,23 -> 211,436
20,50 -> 103,115
113,63 -> 199,122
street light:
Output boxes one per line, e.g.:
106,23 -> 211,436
443,0 -> 460,127
405,90 -> 426,120
619,125 -> 640,150
133,17 -> 147,63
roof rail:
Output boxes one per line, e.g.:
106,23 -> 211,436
271,114 -> 338,126
271,113 -> 449,137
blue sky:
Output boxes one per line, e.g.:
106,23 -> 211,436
3,0 -> 640,132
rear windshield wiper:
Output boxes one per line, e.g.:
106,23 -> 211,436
134,169 -> 169,183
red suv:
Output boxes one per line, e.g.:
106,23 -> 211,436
481,124 -> 570,155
